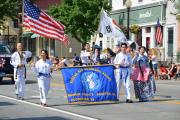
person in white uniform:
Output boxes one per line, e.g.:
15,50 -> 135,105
10,43 -> 32,100
80,43 -> 92,66
32,49 -> 52,107
113,43 -> 133,103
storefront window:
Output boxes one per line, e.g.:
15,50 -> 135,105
146,37 -> 150,50
123,0 -> 126,6
50,39 -> 55,56
167,27 -> 174,57
43,38 -> 49,51
28,38 -> 36,55
21,36 -> 36,55
146,27 -> 151,33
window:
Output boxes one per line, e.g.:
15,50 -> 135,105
13,19 -> 18,28
146,27 -> 151,33
50,39 -> 55,56
100,41 -> 103,47
123,0 -> 126,6
167,27 -> 174,57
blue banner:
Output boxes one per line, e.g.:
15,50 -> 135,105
61,65 -> 117,104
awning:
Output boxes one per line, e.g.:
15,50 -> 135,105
22,32 -> 33,37
31,33 -> 40,38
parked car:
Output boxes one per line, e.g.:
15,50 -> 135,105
0,44 -> 14,83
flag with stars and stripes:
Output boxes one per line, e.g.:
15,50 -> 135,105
155,19 -> 163,45
23,0 -> 65,42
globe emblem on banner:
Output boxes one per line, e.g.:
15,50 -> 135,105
81,71 -> 101,92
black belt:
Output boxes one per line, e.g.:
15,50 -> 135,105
38,72 -> 50,77
119,66 -> 129,68
115,66 -> 130,69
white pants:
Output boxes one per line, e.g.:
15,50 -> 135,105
37,77 -> 50,104
115,68 -> 131,99
14,68 -> 25,98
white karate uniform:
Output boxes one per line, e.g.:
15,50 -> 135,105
113,52 -> 132,99
34,59 -> 52,104
10,51 -> 32,98
80,50 -> 91,66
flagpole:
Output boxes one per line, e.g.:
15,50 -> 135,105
21,0 -> 24,43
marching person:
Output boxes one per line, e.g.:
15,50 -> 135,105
131,46 -> 156,102
80,43 -> 92,66
113,43 -> 133,103
10,43 -> 32,100
31,49 -> 52,107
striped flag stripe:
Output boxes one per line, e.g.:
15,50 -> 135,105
24,15 -> 64,34
40,12 -> 64,30
23,23 -> 64,39
24,24 -> 64,41
23,18 -> 64,38
42,12 -> 65,30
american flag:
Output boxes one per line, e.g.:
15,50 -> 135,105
62,34 -> 70,46
23,0 -> 65,42
155,19 -> 163,45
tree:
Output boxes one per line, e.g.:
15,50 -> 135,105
0,0 -> 22,25
49,0 -> 111,43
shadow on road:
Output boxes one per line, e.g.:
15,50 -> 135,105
0,80 -> 14,85
155,94 -> 172,98
0,102 -> 16,106
0,80 -> 36,85
26,80 -> 37,84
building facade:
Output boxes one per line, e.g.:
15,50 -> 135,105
0,18 -> 19,51
101,0 -> 179,62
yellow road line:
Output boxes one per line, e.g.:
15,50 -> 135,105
163,100 -> 180,105
51,83 -> 65,87
153,97 -> 180,105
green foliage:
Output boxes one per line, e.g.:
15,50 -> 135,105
0,0 -> 22,25
49,0 -> 111,43
130,25 -> 141,34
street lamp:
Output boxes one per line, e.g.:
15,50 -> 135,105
5,22 -> 10,45
125,0 -> 132,40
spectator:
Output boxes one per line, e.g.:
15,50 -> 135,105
73,53 -> 81,66
106,48 -> 116,64
92,48 -> 101,64
150,48 -> 158,79
159,64 -> 169,80
175,64 -> 180,80
168,63 -> 177,79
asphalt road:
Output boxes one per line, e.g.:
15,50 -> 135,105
0,67 -> 180,120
